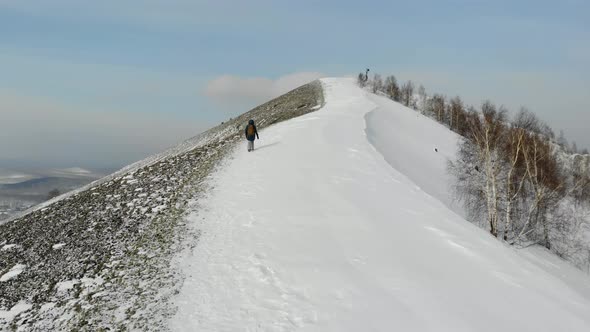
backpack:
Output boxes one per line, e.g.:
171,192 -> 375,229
247,124 -> 255,136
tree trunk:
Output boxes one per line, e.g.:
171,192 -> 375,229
504,199 -> 511,241
541,206 -> 551,250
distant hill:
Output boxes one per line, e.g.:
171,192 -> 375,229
0,168 -> 105,221
0,176 -> 92,191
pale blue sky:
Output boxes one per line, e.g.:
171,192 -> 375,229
1,0 -> 588,169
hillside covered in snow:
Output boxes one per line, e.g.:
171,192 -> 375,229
170,78 -> 590,331
2,78 -> 590,331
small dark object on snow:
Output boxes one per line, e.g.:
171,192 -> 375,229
475,165 -> 480,172
434,148 -> 438,152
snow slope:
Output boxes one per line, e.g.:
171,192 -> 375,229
170,78 -> 590,331
364,93 -> 463,217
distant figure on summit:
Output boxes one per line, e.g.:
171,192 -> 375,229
245,119 -> 259,152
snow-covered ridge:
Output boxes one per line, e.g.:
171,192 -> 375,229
57,167 -> 91,175
170,78 -> 590,331
4,76 -> 589,331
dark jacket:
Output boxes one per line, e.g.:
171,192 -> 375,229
245,120 -> 259,141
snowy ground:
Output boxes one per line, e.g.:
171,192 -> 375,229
170,78 -> 590,331
364,93 -> 463,217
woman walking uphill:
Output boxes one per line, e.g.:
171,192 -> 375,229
245,119 -> 259,152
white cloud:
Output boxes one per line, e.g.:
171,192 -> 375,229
203,72 -> 324,110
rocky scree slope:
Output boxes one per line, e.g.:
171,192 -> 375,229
0,81 -> 323,331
